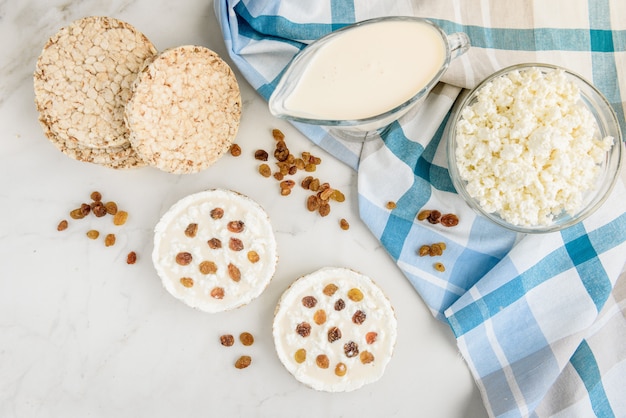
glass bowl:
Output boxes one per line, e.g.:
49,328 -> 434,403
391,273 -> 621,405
447,63 -> 623,233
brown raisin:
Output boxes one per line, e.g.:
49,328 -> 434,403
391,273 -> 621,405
228,263 -> 241,282
259,163 -> 272,177
207,238 -> 222,249
288,165 -> 297,175
301,176 -> 313,189
334,299 -> 345,311
240,332 -> 255,346
113,210 -> 128,226
210,208 -> 224,219
306,195 -> 320,212
210,287 -> 225,299
235,355 -> 252,369
126,251 -> 137,265
347,288 -> 364,302
227,220 -> 245,233
80,203 -> 91,217
90,191 -> 102,202
294,348 -> 306,364
441,213 -> 459,227
104,233 -> 116,247
184,223 -> 198,238
180,277 -> 194,288
335,362 -> 347,377
104,201 -> 118,215
229,143 -> 242,156
229,237 -> 244,251
352,310 -> 366,325
302,296 -> 317,308
296,322 -> 311,337
313,309 -> 326,325
280,180 -> 295,189
323,283 -> 338,296
339,218 -> 350,231
316,354 -> 329,369
272,128 -> 285,141
254,149 -> 269,161
344,341 -> 359,358
199,261 -> 217,274
366,332 -> 378,344
273,172 -> 284,181
360,351 -> 375,364
327,326 -> 342,343
92,202 -> 107,217
86,230 -> 99,240
427,210 -> 442,224
247,251 -> 260,263
274,140 -> 289,161
175,252 -> 192,265
57,220 -> 69,231
309,178 -> 320,191
318,202 -> 330,217
220,334 -> 235,347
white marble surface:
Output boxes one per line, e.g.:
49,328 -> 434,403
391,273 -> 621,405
0,1 -> 487,417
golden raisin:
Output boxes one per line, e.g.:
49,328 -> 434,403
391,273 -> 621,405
220,334 -> 235,347
104,201 -> 118,215
316,354 -> 329,369
126,251 -> 137,264
330,189 -> 345,202
104,233 -> 116,247
199,261 -> 217,274
347,288 -> 364,302
247,251 -> 260,263
272,128 -> 285,141
306,195 -> 320,212
235,355 -> 252,369
175,252 -> 193,265
309,178 -> 320,191
416,210 -> 431,221
229,143 -> 242,156
184,223 -> 198,238
113,210 -> 128,226
360,351 -> 375,364
418,245 -> 431,257
86,230 -> 99,240
429,243 -> 443,256
339,218 -> 350,230
313,309 -> 327,325
438,242 -> 447,251
365,332 -> 378,344
228,263 -> 241,282
258,163 -> 271,177
273,172 -> 284,181
240,332 -> 254,346
57,220 -> 68,231
280,187 -> 291,196
434,262 -> 446,272
323,283 -> 338,296
318,202 -> 331,217
180,277 -> 194,288
294,348 -> 307,364
210,287 -> 225,299
386,201 -> 397,210
70,208 -> 85,220
335,362 -> 347,377
304,163 -> 317,172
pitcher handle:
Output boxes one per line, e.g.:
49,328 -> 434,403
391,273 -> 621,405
447,32 -> 471,60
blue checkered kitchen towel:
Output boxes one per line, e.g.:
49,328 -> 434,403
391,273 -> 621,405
215,1 -> 626,416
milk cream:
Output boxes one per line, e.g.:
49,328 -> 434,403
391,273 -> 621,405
283,20 -> 446,120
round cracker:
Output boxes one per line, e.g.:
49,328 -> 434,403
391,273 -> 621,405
34,16 -> 157,150
126,45 -> 242,174
152,189 -> 277,313
273,267 -> 397,392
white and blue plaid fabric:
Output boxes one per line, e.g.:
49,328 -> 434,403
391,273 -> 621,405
214,1 -> 626,416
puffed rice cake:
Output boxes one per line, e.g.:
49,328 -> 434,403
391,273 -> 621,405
273,267 -> 397,392
34,16 -> 157,168
125,45 -> 242,174
152,189 -> 278,313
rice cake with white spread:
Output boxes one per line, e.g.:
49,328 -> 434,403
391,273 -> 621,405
126,45 -> 241,174
273,267 -> 397,392
153,189 -> 277,313
34,16 -> 157,153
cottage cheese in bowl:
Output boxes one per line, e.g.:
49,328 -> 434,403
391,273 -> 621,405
448,64 -> 622,232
